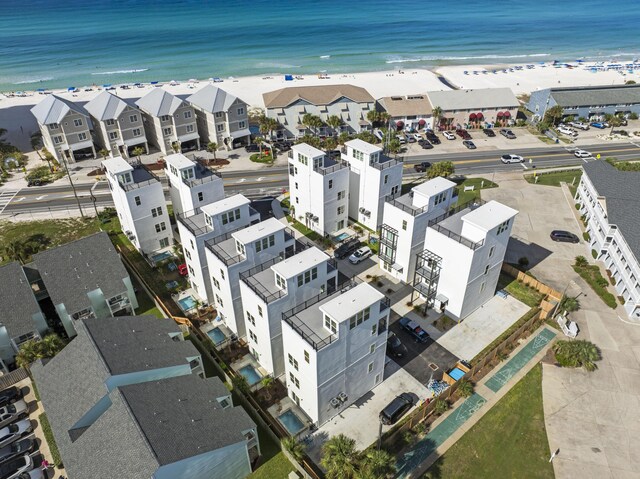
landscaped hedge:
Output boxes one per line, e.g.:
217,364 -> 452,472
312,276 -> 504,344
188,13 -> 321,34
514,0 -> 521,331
573,264 -> 617,309
39,412 -> 63,468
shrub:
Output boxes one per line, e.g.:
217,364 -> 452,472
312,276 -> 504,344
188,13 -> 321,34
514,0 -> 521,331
518,256 -> 530,268
574,256 -> 588,267
618,296 -> 625,305
403,430 -> 415,445
583,232 -> 590,242
39,413 -> 63,467
559,296 -> 580,312
591,249 -> 598,259
575,203 -> 581,210
610,276 -> 616,286
433,398 -> 449,415
553,340 -> 601,371
630,112 -> 639,120
457,379 -> 474,398
596,276 -> 608,288
282,437 -> 306,462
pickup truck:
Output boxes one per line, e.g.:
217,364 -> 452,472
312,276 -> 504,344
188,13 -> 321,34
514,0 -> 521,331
414,161 -> 431,173
398,317 -> 430,343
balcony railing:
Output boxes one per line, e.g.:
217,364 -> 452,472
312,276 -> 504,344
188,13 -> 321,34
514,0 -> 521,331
380,296 -> 390,312
427,198 -> 487,228
385,193 -> 428,217
177,208 -> 211,237
370,156 -> 403,171
313,159 -> 348,176
429,223 -> 484,250
118,162 -> 160,192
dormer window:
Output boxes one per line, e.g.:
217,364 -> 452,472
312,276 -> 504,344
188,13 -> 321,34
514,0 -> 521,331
119,172 -> 132,185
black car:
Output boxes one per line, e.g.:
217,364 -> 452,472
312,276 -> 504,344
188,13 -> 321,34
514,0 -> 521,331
245,144 -> 260,153
0,438 -> 35,465
550,230 -> 580,243
0,389 -> 20,409
420,140 -> 433,150
483,128 -> 496,137
379,393 -> 413,425
334,238 -> 362,260
386,333 -> 404,358
414,161 -> 431,173
426,135 -> 440,145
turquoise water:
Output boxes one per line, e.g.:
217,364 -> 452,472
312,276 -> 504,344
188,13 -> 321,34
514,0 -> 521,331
178,295 -> 197,311
278,409 -> 306,435
2,1 -> 639,90
239,364 -> 262,386
206,327 -> 226,345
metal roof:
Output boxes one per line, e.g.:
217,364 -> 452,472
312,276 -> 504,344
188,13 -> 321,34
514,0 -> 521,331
135,88 -> 185,117
84,91 -> 132,121
426,88 -> 519,111
30,94 -> 86,125
549,84 -> 640,108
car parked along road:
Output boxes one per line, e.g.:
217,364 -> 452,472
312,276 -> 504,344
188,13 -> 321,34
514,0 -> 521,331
500,154 -> 524,164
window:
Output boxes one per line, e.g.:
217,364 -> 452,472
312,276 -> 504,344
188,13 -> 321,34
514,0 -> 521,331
212,276 -> 220,290
215,111 -> 224,119
73,118 -> 83,127
402,220 -> 407,231
53,136 -> 63,144
337,206 -> 345,215
480,282 -> 486,293
132,128 -> 142,137
151,206 -> 162,217
291,390 -> 300,405
134,196 -> 141,206
238,121 -> 246,129
370,344 -> 375,354
155,222 -> 167,233
298,154 -> 308,165
190,239 -> 194,249
216,295 -> 224,307
185,249 -> 191,260
161,115 -> 170,122
221,208 -> 241,225
348,307 -> 371,329
337,190 -> 345,200
288,354 -> 299,371
368,362 -> 374,373
297,274 -> 303,287
184,110 -> 192,119
489,246 -> 495,258
311,267 -> 317,280
352,149 -> 364,161
198,192 -> 204,202
289,372 -> 300,388
276,273 -> 286,289
304,350 -> 310,363
216,124 -> 225,132
295,182 -> 298,190
324,314 -> 337,334
159,237 -> 169,248
105,119 -> 115,126
497,219 -> 510,235
434,192 -> 446,205
295,197 -> 299,204
236,240 -> 245,255
246,311 -> 256,326
186,124 -> 195,133
220,269 -> 225,280
48,123 -> 59,130
130,114 -> 138,123
484,265 -> 489,275
371,324 -> 377,336
258,305 -> 263,317
163,127 -> 172,135
238,107 -> 245,115
78,132 -> 87,141
384,174 -> 389,184
304,270 -> 311,284
249,330 -> 257,343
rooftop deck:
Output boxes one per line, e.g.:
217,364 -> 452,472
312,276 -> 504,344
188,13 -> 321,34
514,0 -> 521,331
182,156 -> 222,188
427,199 -> 487,250
119,162 -> 160,192
385,191 -> 429,216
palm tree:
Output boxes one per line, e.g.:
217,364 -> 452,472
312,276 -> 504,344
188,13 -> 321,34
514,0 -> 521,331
337,132 -> 351,146
326,115 -> 343,135
302,113 -> 324,137
457,379 -> 474,398
433,398 -> 449,415
607,114 -> 622,136
378,112 -> 391,127
560,296 -> 580,312
171,141 -> 181,153
321,434 -> 359,479
39,334 -> 65,358
4,240 -> 26,262
366,110 -> 380,126
15,339 -> 42,369
553,340 -> 601,371
574,256 -> 588,268
282,437 -> 306,462
254,137 -> 264,155
260,376 -> 274,400
544,105 -> 564,126
131,146 -> 146,162
259,116 -> 279,140
358,449 -> 395,479
432,106 -> 443,130
206,142 -> 219,161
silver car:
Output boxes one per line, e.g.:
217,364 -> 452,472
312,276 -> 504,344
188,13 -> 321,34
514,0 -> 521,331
0,401 -> 27,429
0,420 -> 32,449
348,246 -> 372,264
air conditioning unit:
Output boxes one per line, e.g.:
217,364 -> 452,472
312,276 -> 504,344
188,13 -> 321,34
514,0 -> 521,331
312,216 -> 319,222
359,207 -> 366,213
330,398 -> 340,409
338,392 -> 348,403
364,210 -> 371,217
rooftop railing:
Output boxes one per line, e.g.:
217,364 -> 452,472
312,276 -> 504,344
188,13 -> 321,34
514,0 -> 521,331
181,155 -> 222,187
428,223 -> 485,250
313,159 -> 348,176
370,156 -> 403,171
427,198 -> 486,228
177,208 -> 211,237
385,192 -> 428,217
119,162 -> 160,192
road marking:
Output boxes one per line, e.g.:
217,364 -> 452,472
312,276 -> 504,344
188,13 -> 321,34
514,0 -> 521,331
15,197 -> 25,202
256,177 -> 265,181
520,163 -> 528,170
35,195 -> 48,200
0,189 -> 20,214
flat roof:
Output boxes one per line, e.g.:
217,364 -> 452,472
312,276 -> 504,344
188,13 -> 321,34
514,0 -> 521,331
271,247 -> 328,279
201,194 -> 250,217
345,138 -> 382,155
427,88 -> 519,111
292,143 -> 325,159
462,200 -> 518,231
320,283 -> 383,321
164,153 -> 194,170
412,177 -> 457,198
102,156 -> 132,174
233,217 -> 284,244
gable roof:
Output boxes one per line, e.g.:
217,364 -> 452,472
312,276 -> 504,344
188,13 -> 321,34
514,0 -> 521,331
84,91 -> 131,121
582,161 -> 640,261
0,262 -> 43,339
549,84 -> 640,108
31,94 -> 86,125
426,88 -> 519,111
135,88 -> 185,117
186,85 -> 242,113
263,84 -> 374,109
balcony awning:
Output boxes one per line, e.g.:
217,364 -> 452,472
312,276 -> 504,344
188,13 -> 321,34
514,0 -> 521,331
497,111 -> 504,117
418,119 -> 426,126
178,132 -> 200,142
230,128 -> 251,139
476,112 -> 484,120
503,110 -> 511,118
391,262 -> 403,272
469,113 -> 477,120
69,140 -> 94,151
123,137 -> 146,147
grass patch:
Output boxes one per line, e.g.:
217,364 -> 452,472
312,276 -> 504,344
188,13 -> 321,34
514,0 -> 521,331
288,218 -> 322,242
133,274 -> 164,319
497,273 -> 545,308
536,135 -> 556,145
250,152 -> 274,164
605,158 -> 640,171
572,264 -> 617,309
248,451 -> 296,479
432,315 -> 457,333
454,178 -> 498,205
424,364 -> 553,479
39,412 -> 63,468
524,169 -> 582,196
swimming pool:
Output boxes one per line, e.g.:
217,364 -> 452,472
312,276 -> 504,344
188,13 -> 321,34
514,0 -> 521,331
151,251 -> 173,263
207,327 -> 226,345
278,409 -> 305,435
334,232 -> 350,242
178,296 -> 197,311
448,367 -> 465,381
239,364 -> 262,386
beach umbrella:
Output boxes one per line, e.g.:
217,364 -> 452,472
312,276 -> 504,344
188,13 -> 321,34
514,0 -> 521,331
102,84 -> 111,88
36,88 -> 45,92
67,86 -> 76,91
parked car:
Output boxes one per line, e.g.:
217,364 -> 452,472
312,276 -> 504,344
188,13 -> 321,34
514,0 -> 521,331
379,393 -> 413,425
386,333 -> 404,358
398,317 -> 429,343
0,420 -> 32,449
550,230 -> 580,243
334,238 -> 362,260
482,128 -> 496,137
569,121 -> 590,131
462,140 -> 476,149
557,125 -> 577,137
374,129 -> 384,141
244,144 -> 260,153
412,133 -> 423,142
0,454 -> 41,479
500,129 -> 516,139
420,140 -> 433,150
0,401 -> 27,429
456,129 -> 472,140
348,246 -> 372,264
396,135 -> 406,145
574,149 -> 592,158
443,131 -> 456,140
590,122 -> 606,129
0,390 -> 20,410
0,439 -> 35,466
406,134 -> 416,143
500,154 -> 524,164
425,131 -> 440,144
414,162 -> 431,173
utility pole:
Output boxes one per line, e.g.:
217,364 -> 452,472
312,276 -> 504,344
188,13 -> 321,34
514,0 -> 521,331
60,154 -> 84,218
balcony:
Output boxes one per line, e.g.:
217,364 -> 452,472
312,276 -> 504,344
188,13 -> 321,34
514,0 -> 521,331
379,224 -> 398,264
380,296 -> 390,312
427,199 -> 486,250
181,155 -> 222,188
177,208 -> 212,237
370,155 -> 403,171
313,158 -> 349,176
118,162 -> 160,192
385,192 -> 429,216
412,250 -> 442,306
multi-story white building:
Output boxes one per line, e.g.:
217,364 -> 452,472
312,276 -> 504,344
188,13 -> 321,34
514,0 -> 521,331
281,281 -> 389,426
576,161 -> 640,319
164,152 -> 225,216
186,85 -> 251,149
31,94 -> 96,163
341,139 -> 403,231
417,200 -> 517,320
84,91 -> 148,159
135,88 -> 200,154
103,156 -> 173,256
239,247 -> 339,376
177,194 -> 260,307
379,177 -> 457,283
288,143 -> 349,236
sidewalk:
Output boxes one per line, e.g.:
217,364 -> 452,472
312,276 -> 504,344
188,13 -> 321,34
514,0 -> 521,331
396,326 -> 557,479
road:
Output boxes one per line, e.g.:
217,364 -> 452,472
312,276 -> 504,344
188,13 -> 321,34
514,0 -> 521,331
1,142 -> 638,216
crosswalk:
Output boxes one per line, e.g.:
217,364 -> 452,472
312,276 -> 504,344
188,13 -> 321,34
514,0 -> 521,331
0,189 -> 20,215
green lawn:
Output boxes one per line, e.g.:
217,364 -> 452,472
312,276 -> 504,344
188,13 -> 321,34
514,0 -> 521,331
572,264 -> 618,309
287,216 -> 322,242
497,273 -> 545,308
424,364 -> 553,479
524,169 -> 582,196
39,412 -> 63,468
248,451 -> 296,479
454,178 -> 498,205
132,274 -> 164,318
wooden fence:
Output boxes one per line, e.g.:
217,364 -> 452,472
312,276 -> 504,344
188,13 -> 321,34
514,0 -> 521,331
0,368 -> 28,390
501,264 -> 563,319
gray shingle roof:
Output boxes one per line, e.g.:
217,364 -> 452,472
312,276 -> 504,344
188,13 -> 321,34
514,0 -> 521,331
186,84 -> 242,113
30,94 -> 87,125
135,88 -> 185,117
582,161 -> 640,261
32,232 -> 129,316
0,262 -> 43,339
550,84 -> 640,108
426,88 -> 519,111
83,90 -> 130,121
118,375 -> 255,465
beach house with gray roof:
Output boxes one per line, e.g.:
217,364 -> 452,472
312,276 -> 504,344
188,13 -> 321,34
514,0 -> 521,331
31,94 -> 96,163
135,88 -> 199,154
263,84 -> 375,139
84,90 -> 148,159
576,161 -> 640,319
186,85 -> 250,150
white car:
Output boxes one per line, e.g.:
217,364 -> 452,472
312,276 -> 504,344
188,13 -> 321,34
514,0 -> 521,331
0,400 -> 28,428
0,420 -> 31,449
396,135 -> 406,145
412,133 -> 423,141
348,246 -> 372,264
557,126 -> 577,136
574,149 -> 592,158
569,121 -> 590,131
500,154 -> 524,164
443,131 -> 456,140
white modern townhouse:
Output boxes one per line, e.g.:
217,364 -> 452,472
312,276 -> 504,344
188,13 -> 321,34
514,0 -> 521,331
84,90 -> 148,158
281,281 -> 389,426
239,247 -> 339,377
178,194 -> 260,309
186,84 -> 251,149
342,139 -> 403,231
31,94 -> 96,163
417,200 -> 517,320
288,143 -> 350,237
103,156 -> 173,257
164,152 -> 225,216
576,161 -> 640,319
379,177 -> 457,283
135,88 -> 200,154
263,84 -> 375,139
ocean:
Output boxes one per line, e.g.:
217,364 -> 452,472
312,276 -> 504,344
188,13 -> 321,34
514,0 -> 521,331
1,0 -> 639,91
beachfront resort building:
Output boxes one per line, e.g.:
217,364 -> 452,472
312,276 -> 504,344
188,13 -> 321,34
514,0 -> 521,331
377,94 -> 434,131
288,143 -> 349,237
426,88 -> 519,129
31,94 -> 96,163
84,90 -> 148,159
281,281 -> 389,425
526,84 -> 640,121
342,139 -> 403,231
418,200 -> 518,320
164,152 -> 225,216
135,88 -> 200,154
239,247 -> 338,377
177,194 -> 260,312
263,84 -> 375,139
103,156 -> 173,257
186,85 -> 251,149
379,177 -> 457,284
33,315 -> 259,479
576,161 -> 640,319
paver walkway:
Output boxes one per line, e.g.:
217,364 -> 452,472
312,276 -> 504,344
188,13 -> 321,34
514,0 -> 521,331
395,326 -> 557,479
